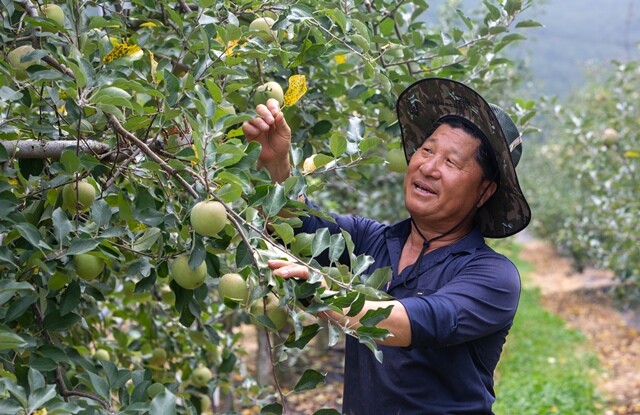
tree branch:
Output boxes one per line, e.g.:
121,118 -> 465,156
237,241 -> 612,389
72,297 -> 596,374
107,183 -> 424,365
1,139 -> 110,159
106,113 -> 199,199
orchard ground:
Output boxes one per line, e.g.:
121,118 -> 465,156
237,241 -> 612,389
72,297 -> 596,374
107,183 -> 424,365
237,238 -> 640,414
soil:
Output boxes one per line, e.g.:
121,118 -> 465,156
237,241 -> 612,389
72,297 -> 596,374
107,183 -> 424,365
238,238 -> 640,415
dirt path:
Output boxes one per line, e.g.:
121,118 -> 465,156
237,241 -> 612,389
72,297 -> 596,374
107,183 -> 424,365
519,239 -> 640,414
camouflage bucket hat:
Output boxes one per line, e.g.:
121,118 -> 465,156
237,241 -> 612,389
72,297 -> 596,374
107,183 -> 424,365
396,77 -> 531,238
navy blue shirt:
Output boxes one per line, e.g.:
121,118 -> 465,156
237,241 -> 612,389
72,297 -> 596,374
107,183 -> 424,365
298,203 -> 521,415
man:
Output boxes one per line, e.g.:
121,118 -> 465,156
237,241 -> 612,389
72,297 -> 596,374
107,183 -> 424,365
242,78 -> 531,414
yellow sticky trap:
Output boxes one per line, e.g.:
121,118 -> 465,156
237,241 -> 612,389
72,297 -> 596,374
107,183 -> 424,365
283,74 -> 307,106
335,54 -> 347,64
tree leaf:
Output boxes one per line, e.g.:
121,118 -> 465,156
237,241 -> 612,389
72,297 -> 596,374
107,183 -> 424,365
132,227 -> 161,252
42,309 -> 81,331
285,324 -> 320,349
0,329 -> 28,351
27,385 -> 57,413
67,238 -> 101,255
359,305 -> 393,327
86,371 -> 110,401
150,389 -> 177,415
329,134 -> 347,158
262,183 -> 287,217
293,369 -> 325,392
91,199 -> 112,227
90,86 -> 133,108
261,403 -> 283,415
283,74 -> 308,106
60,150 -> 80,173
0,280 -> 34,306
364,267 -> 393,290
28,367 -> 45,391
328,233 -> 345,263
60,281 -> 81,315
314,410 -> 343,415
4,294 -> 37,322
311,228 -> 330,258
52,207 -> 72,245
15,223 -> 50,250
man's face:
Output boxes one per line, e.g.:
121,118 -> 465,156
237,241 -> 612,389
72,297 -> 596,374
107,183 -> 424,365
403,123 -> 495,231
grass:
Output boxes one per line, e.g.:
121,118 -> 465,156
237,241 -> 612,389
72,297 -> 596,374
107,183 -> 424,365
491,242 -> 604,415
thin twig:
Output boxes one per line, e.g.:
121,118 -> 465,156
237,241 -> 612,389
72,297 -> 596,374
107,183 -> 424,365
106,113 -> 199,199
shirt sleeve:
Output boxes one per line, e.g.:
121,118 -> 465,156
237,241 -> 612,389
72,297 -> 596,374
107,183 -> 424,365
398,252 -> 521,348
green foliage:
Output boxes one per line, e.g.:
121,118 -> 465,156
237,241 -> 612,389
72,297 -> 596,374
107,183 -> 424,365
522,61 -> 640,303
0,0 -> 538,413
493,251 -> 603,415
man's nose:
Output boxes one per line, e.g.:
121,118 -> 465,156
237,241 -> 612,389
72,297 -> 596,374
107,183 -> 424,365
418,156 -> 442,178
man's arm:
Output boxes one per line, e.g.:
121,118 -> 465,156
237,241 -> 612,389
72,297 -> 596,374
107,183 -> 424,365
268,259 -> 412,347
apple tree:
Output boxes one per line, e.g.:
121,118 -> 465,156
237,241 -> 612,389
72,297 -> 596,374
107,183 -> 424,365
0,0 -> 538,414
522,61 -> 639,303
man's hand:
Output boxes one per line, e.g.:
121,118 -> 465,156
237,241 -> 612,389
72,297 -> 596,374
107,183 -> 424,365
266,259 -> 412,347
242,98 -> 292,183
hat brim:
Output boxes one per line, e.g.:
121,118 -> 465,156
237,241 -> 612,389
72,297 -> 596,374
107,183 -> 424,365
396,78 -> 531,238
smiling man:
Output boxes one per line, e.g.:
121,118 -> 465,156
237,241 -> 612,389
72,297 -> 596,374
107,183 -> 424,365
242,78 -> 531,415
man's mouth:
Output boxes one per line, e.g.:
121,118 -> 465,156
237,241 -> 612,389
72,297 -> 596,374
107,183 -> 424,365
413,182 -> 435,195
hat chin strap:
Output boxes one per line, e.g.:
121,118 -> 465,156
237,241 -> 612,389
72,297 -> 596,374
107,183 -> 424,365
404,179 -> 494,287
410,176 -> 495,247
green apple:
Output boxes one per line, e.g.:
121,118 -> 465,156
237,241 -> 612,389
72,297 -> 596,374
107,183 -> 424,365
302,155 -> 317,175
191,366 -> 212,387
603,128 -> 619,146
250,292 -> 287,330
387,148 -> 407,173
73,253 -> 105,281
93,348 -> 110,361
249,17 -> 276,42
170,255 -> 207,290
40,4 -> 64,26
218,273 -> 249,304
198,393 -> 212,414
149,347 -> 167,366
7,45 -> 36,70
62,180 -> 96,212
255,81 -> 284,106
190,201 -> 227,237
7,45 -> 37,79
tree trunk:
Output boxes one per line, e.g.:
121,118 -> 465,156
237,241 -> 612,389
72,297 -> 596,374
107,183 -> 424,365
256,328 -> 274,386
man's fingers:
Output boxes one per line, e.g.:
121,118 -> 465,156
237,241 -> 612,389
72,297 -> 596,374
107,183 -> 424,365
266,98 -> 282,114
254,103 -> 275,122
267,260 -> 309,280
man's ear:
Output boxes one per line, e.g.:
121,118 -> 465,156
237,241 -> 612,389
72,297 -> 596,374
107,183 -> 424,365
477,180 -> 498,208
